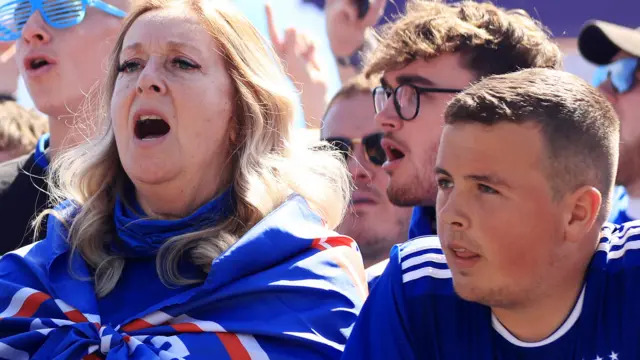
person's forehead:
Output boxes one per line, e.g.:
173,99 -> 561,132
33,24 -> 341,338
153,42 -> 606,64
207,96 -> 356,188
381,53 -> 476,88
322,93 -> 377,138
439,122 -> 544,173
107,0 -> 132,12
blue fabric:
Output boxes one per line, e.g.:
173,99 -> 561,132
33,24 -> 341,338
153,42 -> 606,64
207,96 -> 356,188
112,187 -> 233,258
365,206 -> 435,290
609,186 -> 636,224
0,195 -> 367,359
342,221 -> 640,359
408,206 -> 435,239
33,133 -> 50,170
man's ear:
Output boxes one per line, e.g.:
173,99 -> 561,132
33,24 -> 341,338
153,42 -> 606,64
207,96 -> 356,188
563,185 -> 602,243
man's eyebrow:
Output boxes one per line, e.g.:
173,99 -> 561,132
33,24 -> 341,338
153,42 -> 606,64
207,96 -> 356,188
434,167 -> 451,177
434,167 -> 512,189
466,173 -> 512,189
396,74 -> 435,86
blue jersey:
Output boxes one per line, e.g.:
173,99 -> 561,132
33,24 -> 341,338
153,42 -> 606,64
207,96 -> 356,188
609,186 -> 636,224
367,206 -> 435,290
343,221 -> 640,360
0,195 -> 367,359
408,206 -> 436,239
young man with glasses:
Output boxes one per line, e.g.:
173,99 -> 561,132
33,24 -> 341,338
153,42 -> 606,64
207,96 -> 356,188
322,76 -> 412,281
365,0 -> 563,242
343,67 -> 633,360
579,21 -> 640,224
0,0 -> 129,254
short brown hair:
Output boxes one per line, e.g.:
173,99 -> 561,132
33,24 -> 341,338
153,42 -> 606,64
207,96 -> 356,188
364,0 -> 563,80
445,68 -> 619,221
0,99 -> 48,157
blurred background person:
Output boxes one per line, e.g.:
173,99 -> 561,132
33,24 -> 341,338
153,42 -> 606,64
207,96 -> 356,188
0,98 -> 47,163
322,75 -> 412,283
579,21 -> 640,224
0,0 -> 364,357
0,0 -> 130,253
0,41 -> 19,99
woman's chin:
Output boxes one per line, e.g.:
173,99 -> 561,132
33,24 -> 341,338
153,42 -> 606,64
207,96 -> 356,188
124,165 -> 180,187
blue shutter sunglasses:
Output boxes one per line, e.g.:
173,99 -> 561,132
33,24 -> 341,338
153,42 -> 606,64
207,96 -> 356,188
0,0 -> 126,41
592,57 -> 639,94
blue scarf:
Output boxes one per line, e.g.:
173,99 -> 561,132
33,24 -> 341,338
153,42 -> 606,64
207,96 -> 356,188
112,186 -> 234,258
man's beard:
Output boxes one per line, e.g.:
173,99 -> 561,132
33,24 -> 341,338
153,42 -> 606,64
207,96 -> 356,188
387,143 -> 440,207
387,175 -> 437,207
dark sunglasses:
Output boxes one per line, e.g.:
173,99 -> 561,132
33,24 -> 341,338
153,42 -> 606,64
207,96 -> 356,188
373,84 -> 463,121
325,132 -> 385,166
593,57 -> 639,94
0,0 -> 126,41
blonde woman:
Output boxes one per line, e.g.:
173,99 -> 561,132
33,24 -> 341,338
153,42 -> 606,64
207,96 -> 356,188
0,0 -> 366,358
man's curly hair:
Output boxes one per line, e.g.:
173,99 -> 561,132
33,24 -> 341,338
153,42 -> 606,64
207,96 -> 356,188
364,0 -> 563,80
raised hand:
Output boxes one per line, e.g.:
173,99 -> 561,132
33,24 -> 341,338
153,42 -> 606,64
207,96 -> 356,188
266,3 -> 328,128
325,0 -> 386,57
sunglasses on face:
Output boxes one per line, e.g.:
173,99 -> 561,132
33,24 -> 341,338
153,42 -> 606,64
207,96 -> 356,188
0,0 -> 126,41
325,132 -> 386,166
593,57 -> 639,94
373,84 -> 463,121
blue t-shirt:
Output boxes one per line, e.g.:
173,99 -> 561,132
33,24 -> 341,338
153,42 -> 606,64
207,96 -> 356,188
343,221 -> 640,359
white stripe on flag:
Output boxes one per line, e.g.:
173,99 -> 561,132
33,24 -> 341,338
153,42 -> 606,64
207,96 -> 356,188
237,334 -> 270,360
0,287 -> 39,318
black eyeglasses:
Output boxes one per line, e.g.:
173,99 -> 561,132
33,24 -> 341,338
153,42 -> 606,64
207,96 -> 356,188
373,84 -> 463,121
324,132 -> 385,166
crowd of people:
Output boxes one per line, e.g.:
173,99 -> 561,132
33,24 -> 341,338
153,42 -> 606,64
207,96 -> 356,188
0,0 -> 638,358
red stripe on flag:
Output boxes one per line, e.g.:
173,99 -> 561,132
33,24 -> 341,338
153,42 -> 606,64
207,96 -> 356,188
83,354 -> 103,360
64,310 -> 89,323
171,322 -> 203,333
323,236 -> 355,249
14,291 -> 50,318
217,333 -> 251,360
121,318 -> 153,332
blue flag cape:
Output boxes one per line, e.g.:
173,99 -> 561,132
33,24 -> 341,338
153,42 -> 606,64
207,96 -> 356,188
0,195 -> 367,359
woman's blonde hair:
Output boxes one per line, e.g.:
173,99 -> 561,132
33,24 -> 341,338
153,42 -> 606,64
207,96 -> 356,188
41,0 -> 351,297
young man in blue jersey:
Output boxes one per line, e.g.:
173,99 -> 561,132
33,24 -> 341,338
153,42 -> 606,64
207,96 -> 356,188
342,68 -> 632,359
362,0 -> 563,281
579,21 -> 640,224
